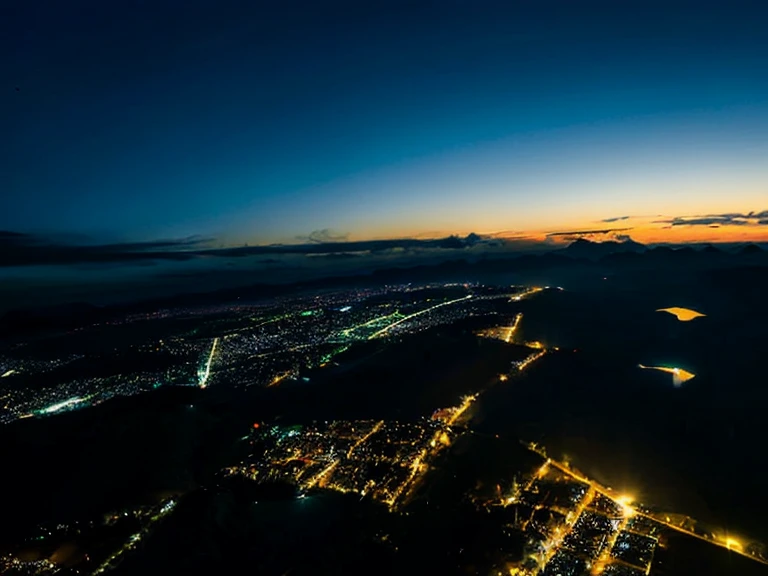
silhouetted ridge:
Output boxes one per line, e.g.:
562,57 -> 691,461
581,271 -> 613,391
740,243 -> 764,255
561,238 -> 646,260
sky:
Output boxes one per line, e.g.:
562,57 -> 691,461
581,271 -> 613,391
2,0 -> 768,313
3,0 -> 767,250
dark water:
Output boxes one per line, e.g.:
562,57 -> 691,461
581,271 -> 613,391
473,279 -> 768,543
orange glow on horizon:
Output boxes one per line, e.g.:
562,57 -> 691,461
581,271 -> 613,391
232,211 -> 768,247
493,214 -> 768,246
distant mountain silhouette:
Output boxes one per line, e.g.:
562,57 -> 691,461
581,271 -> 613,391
560,238 -> 646,260
739,243 -> 764,255
2,239 -> 767,339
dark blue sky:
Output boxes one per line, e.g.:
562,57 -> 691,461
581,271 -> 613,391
4,1 -> 768,245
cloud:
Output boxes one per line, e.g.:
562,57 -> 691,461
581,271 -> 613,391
546,227 -> 633,238
654,209 -> 768,228
667,217 -> 750,227
306,252 -> 364,260
0,232 -> 211,267
0,231 -> 512,268
601,215 -> 631,223
544,227 -> 636,245
306,229 -> 350,243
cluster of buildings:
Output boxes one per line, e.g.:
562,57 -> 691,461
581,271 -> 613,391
0,556 -> 57,575
0,499 -> 177,576
498,463 -> 659,575
1,283 -> 542,426
224,418 -> 455,509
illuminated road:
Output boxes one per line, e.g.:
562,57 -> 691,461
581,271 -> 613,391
515,350 -> 546,372
339,311 -> 403,338
368,294 -> 473,339
198,337 -> 219,388
266,370 -> 292,388
92,500 -> 177,575
388,396 -> 478,510
302,460 -> 339,490
248,343 -> 313,359
533,487 -> 597,574
347,420 -> 384,458
504,313 -> 523,343
37,396 -> 89,414
510,286 -> 544,302
590,500 -> 636,575
445,394 -> 477,426
250,313 -> 292,328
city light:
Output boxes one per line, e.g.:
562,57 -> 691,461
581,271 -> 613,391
198,337 -> 219,388
368,294 -> 473,340
725,537 -> 743,550
37,396 -> 86,414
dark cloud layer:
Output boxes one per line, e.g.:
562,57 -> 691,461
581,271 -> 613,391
601,216 -> 630,223
306,229 -> 350,243
0,232 -> 210,267
0,231 -> 495,268
546,227 -> 633,238
655,210 -> 768,227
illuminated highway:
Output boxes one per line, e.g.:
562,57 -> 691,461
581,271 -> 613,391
37,396 -> 88,414
445,394 -> 477,426
250,313 -> 293,328
266,370 -> 292,388
91,499 -> 177,575
339,311 -> 403,338
514,350 -> 546,372
536,486 -> 597,574
510,286 -> 544,302
368,294 -> 473,339
198,337 -> 219,388
302,460 -> 339,490
590,496 -> 636,575
347,420 -> 384,458
504,313 -> 523,343
386,397 -> 477,510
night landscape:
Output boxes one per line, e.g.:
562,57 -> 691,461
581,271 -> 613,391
3,2 -> 768,575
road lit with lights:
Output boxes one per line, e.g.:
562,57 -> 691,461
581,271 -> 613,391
510,286 -> 544,302
91,499 -> 177,575
368,295 -> 473,339
339,311 -> 403,338
198,337 -> 219,388
347,420 -> 384,458
37,396 -> 88,414
266,370 -> 292,388
504,313 -> 523,342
